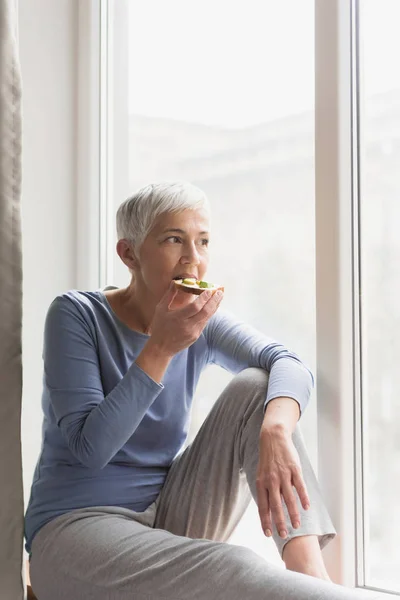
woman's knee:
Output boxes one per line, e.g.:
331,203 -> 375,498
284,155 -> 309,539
212,368 -> 270,431
229,368 -> 269,401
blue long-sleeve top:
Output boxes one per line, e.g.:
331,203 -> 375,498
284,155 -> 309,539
24,289 -> 314,553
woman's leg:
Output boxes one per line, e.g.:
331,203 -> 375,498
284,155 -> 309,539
30,369 -> 382,600
30,505 -> 381,600
155,367 -> 336,559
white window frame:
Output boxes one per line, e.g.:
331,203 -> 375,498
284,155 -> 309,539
76,0 -> 128,290
76,0 -> 102,290
314,0 -> 357,587
76,1 -> 398,596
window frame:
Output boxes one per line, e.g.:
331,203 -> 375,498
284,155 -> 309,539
76,0 -> 128,290
315,0 -> 359,587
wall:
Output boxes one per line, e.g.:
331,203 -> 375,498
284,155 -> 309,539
19,0 -> 78,504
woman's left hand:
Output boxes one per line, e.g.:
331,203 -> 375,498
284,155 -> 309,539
256,425 -> 310,539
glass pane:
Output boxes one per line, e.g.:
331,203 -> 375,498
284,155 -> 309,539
359,0 -> 400,593
113,0 -> 315,564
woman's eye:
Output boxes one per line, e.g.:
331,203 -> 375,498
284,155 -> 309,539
166,236 -> 181,243
201,238 -> 209,246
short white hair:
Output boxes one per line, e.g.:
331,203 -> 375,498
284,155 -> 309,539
116,181 -> 210,249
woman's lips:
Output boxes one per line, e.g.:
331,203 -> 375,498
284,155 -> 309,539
173,274 -> 197,280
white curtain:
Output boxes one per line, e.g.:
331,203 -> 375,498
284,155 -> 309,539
0,0 -> 24,598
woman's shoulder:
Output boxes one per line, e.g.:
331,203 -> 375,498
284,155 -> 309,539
45,289 -> 111,332
49,288 -> 105,313
42,289 -> 125,354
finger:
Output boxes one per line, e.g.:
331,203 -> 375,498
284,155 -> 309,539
190,289 -> 224,323
256,480 -> 272,537
292,469 -> 310,510
268,487 -> 288,539
281,483 -> 301,529
159,280 -> 178,309
178,288 -> 215,318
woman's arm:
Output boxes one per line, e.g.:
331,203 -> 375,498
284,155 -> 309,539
204,311 -> 317,542
204,309 -> 314,417
204,310 -> 315,540
47,286 -> 223,470
45,296 -> 164,469
262,397 -> 300,434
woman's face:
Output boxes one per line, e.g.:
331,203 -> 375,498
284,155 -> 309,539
134,208 -> 210,302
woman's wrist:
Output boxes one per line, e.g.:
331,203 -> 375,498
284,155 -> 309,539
135,338 -> 174,384
261,421 -> 290,438
145,337 -> 175,360
261,397 -> 300,437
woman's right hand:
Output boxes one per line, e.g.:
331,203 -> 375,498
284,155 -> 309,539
149,281 -> 224,358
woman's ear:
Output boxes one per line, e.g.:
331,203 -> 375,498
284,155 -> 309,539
116,239 -> 138,270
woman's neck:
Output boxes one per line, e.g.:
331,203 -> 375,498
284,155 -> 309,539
106,282 -> 156,335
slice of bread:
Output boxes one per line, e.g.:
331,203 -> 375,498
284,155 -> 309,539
174,278 -> 224,295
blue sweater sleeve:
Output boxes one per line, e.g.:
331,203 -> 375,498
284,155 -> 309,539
43,296 -> 164,469
203,310 -> 314,416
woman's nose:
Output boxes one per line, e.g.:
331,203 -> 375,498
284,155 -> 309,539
180,242 -> 201,265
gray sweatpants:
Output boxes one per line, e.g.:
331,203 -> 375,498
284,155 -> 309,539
29,368 -> 379,600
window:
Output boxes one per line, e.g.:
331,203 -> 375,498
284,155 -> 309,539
94,0 -> 400,589
110,0 -> 316,565
358,0 -> 400,593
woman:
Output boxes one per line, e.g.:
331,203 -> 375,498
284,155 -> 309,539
25,181 -> 376,600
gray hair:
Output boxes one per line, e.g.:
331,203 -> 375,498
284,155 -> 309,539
116,181 -> 210,249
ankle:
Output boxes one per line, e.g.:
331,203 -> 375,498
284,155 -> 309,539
282,535 -> 327,574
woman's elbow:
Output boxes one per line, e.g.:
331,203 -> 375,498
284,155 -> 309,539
67,434 -> 110,470
77,451 -> 109,470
